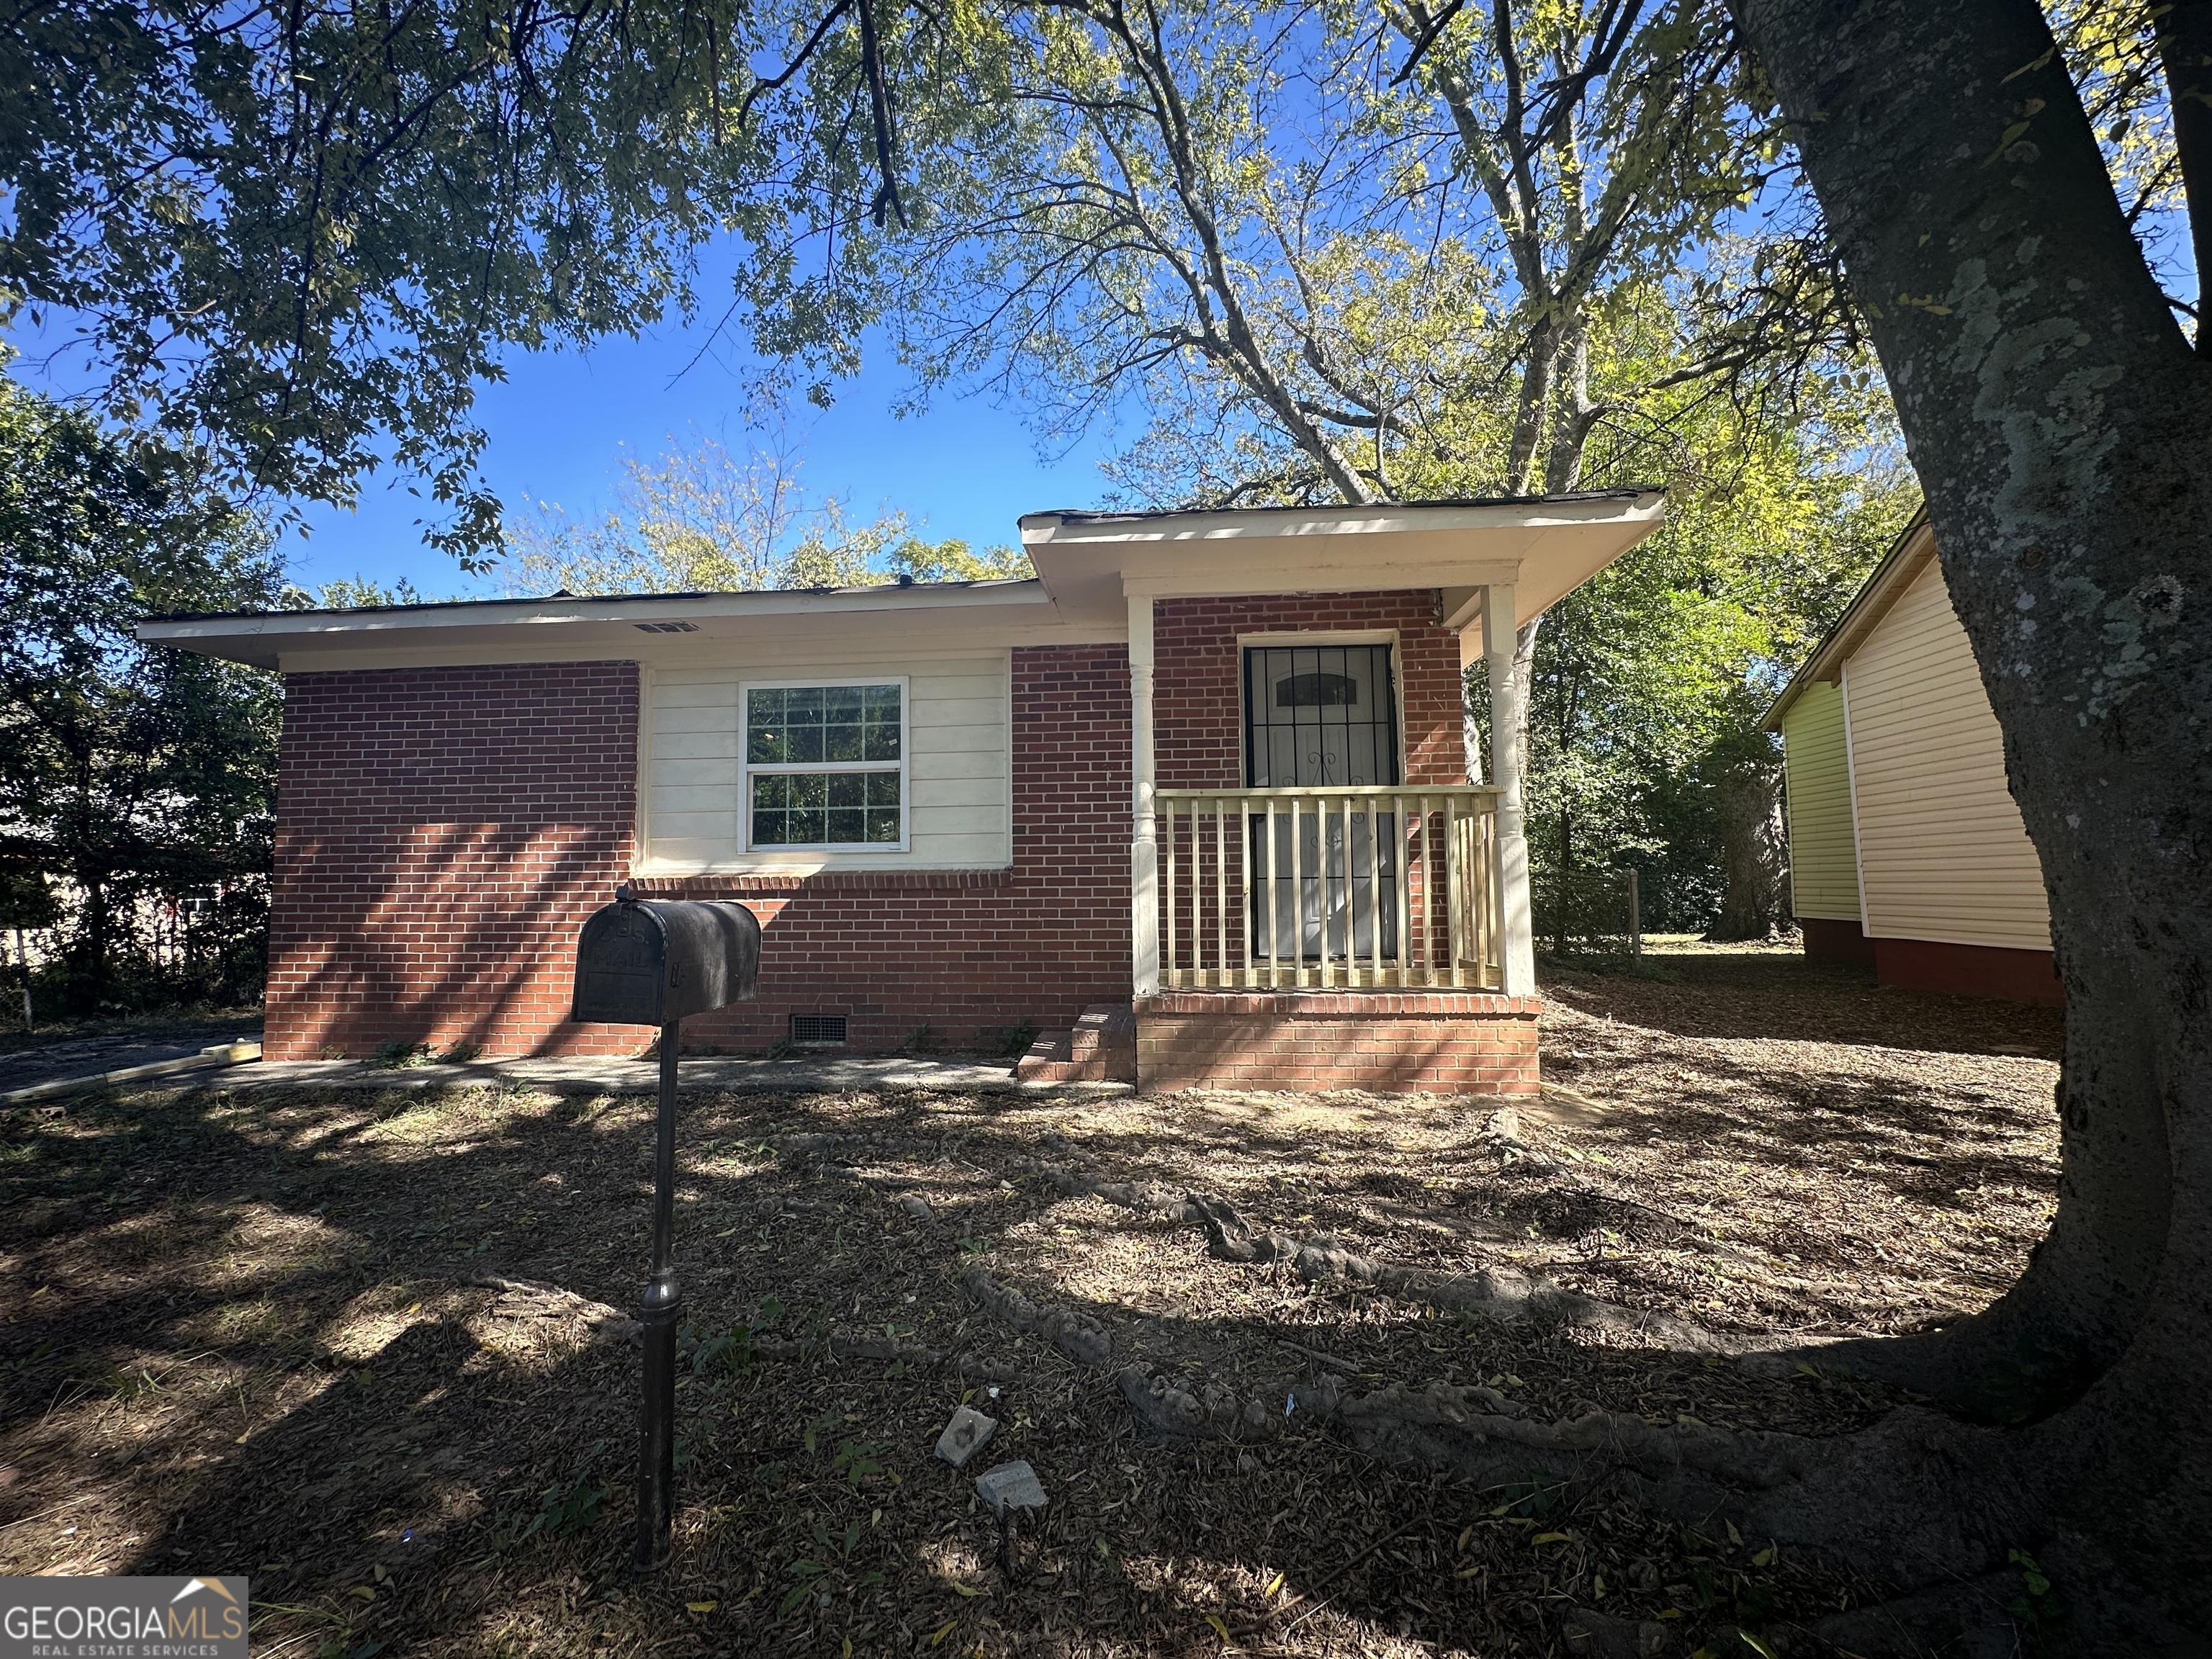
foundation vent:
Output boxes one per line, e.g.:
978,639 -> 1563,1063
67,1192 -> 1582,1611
789,1014 -> 848,1046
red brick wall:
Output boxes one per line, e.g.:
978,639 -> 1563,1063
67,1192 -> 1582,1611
1800,916 -> 1877,967
1154,591 -> 1467,788
264,598 -> 1499,1066
264,662 -> 642,1060
1137,992 -> 1541,1094
1873,937 -> 2064,1007
268,647 -> 1135,1059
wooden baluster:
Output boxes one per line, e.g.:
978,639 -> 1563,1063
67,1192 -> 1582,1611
1288,795 -> 1304,986
1403,797 -> 1418,988
1194,801 -> 1208,986
1196,799 -> 1211,986
1265,794 -> 1280,989
1446,794 -> 1464,987
1316,794 -> 1328,989
1470,806 -> 1483,987
1162,799 -> 1178,988
1403,798 -> 1417,987
1417,796 -> 1434,985
1392,793 -> 1410,988
1334,793 -> 1349,988
1220,801 -> 1238,995
1354,791 -> 1371,986
1486,809 -> 1503,986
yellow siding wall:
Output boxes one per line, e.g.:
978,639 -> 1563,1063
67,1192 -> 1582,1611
640,650 -> 1012,873
1780,680 -> 1859,921
1842,564 -> 2051,949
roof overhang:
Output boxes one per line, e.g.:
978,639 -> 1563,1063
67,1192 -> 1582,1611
137,578 -> 1074,672
1762,511 -> 1936,731
138,490 -> 1667,672
1021,490 -> 1665,624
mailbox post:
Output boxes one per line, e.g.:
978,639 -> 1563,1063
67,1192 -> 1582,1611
572,886 -> 760,1573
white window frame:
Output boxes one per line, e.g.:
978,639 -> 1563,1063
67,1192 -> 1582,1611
739,675 -> 912,853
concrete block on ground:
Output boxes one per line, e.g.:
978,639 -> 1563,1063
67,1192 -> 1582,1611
934,1406 -> 999,1470
975,1459 -> 1048,1516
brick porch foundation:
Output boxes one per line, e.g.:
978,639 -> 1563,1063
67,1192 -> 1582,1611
1135,992 -> 1542,1094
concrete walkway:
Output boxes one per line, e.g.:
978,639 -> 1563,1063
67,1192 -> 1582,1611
0,1026 -> 261,1097
1,1040 -> 264,1105
18,1051 -> 1132,1100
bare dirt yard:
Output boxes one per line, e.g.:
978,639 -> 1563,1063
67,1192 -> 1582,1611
0,948 -> 2062,1658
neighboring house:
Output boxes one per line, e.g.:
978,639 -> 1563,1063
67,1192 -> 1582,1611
1765,513 -> 2061,1006
140,493 -> 1665,1090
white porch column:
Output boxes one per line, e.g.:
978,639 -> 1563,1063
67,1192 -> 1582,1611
1129,593 -> 1161,997
1483,584 -> 1537,997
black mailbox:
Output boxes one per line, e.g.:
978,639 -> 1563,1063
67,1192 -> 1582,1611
570,887 -> 762,1576
572,895 -> 760,1025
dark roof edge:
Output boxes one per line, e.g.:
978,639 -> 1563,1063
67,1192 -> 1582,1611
1762,506 -> 1934,732
141,575 -> 1043,626
1019,487 -> 1663,526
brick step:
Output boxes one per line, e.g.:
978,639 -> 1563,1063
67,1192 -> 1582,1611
1015,1004 -> 1136,1084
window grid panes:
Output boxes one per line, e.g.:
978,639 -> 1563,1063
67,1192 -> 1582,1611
751,771 -> 902,845
747,683 -> 902,765
743,681 -> 904,849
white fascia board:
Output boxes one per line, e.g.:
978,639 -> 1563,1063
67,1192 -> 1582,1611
1019,493 -> 1661,545
136,580 -> 1070,670
271,614 -> 1123,673
1025,495 -> 1663,621
1120,558 -> 1526,598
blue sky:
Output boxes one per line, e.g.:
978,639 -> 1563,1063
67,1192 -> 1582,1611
6,282 -> 1119,602
279,327 -> 1120,599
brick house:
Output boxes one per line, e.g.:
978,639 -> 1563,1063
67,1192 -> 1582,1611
140,493 -> 1663,1092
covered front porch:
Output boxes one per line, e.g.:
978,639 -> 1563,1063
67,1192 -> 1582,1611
1021,492 -> 1663,1093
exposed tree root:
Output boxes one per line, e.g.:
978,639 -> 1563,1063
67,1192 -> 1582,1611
961,1267 -> 1114,1365
1015,1154 -> 1773,1356
1797,1568 -> 2033,1658
1010,1156 -> 1198,1221
1287,1230 -> 1777,1354
1113,1357 -> 2046,1651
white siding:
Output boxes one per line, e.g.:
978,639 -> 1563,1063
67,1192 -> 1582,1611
1780,680 -> 1859,921
1842,564 -> 2050,949
640,653 -> 1011,873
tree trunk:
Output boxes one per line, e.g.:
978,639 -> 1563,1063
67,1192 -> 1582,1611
73,874 -> 109,1013
1503,318 -> 1558,497
1730,0 -> 2212,1635
1554,806 -> 1573,955
1706,757 -> 1789,940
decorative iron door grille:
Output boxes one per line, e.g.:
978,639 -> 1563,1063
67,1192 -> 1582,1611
1244,645 -> 1401,961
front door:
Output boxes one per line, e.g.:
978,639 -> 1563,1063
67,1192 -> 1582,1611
1244,644 -> 1401,962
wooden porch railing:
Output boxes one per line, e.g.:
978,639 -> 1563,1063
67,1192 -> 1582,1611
1155,786 -> 1503,990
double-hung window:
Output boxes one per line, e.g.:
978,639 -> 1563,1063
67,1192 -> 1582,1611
743,680 -> 907,849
